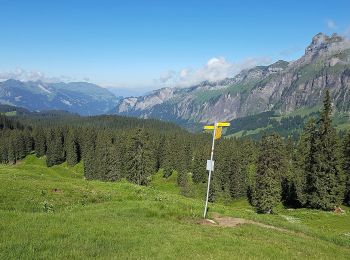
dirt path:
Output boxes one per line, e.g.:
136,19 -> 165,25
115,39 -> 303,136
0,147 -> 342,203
199,212 -> 289,233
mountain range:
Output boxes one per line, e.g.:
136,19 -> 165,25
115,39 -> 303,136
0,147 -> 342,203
1,33 -> 350,134
112,33 -> 350,127
0,80 -> 119,115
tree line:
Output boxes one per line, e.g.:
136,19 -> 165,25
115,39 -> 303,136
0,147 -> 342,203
0,90 -> 349,213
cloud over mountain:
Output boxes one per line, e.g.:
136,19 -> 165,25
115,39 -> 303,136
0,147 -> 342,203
0,68 -> 80,83
156,56 -> 271,87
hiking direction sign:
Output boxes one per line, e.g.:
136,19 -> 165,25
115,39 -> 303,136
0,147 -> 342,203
203,122 -> 230,218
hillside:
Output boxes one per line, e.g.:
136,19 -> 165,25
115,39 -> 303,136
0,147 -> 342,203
1,155 -> 350,259
113,33 -> 350,134
224,108 -> 350,139
0,80 -> 119,115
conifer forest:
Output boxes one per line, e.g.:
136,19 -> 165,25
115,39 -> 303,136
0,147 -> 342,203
1,91 -> 349,213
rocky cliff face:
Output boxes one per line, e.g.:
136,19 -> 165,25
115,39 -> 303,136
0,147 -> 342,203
113,33 -> 350,123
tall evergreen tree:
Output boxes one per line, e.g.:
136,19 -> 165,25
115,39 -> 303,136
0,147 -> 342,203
23,129 -> 34,154
254,133 -> 287,213
297,118 -> 318,207
126,129 -> 156,185
343,132 -> 350,205
46,128 -> 65,167
192,145 -> 209,184
33,127 -> 46,157
213,140 -> 230,197
0,133 -> 9,163
66,128 -> 80,167
161,137 -> 175,178
80,128 -> 96,160
84,148 -> 96,180
7,135 -> 16,164
105,145 -> 123,181
228,153 -> 246,199
181,143 -> 192,174
281,136 -> 311,208
306,90 -> 345,210
94,131 -> 113,180
155,135 -> 166,172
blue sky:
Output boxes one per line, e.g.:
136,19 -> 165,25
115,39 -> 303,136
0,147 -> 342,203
0,0 -> 349,92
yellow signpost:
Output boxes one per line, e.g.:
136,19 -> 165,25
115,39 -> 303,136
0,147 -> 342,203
203,122 -> 230,218
214,127 -> 222,140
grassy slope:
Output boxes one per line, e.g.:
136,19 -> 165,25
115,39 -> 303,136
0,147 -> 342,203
1,156 -> 350,259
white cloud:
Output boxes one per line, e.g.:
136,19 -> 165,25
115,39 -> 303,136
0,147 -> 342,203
0,68 -> 89,83
326,19 -> 337,29
159,70 -> 176,83
155,56 -> 271,87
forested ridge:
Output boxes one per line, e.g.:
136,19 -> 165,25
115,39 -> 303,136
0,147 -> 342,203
1,90 -> 350,212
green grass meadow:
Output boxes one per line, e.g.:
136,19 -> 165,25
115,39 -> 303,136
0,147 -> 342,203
1,155 -> 350,259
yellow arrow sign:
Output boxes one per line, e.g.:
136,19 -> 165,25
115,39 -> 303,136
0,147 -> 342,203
204,125 -> 215,130
204,122 -> 230,131
217,122 -> 230,127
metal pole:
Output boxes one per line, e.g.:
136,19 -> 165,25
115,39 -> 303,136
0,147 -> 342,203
203,122 -> 217,218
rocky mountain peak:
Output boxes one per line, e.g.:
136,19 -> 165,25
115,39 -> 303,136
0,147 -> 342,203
305,32 -> 348,55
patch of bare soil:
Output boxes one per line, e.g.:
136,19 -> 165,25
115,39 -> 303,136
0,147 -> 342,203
200,212 -> 289,233
198,218 -> 217,226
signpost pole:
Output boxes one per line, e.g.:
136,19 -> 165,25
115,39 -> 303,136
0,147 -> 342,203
203,122 -> 217,219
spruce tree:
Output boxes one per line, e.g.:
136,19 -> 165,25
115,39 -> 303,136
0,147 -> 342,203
213,140 -> 230,197
23,129 -> 34,154
84,148 -> 96,180
228,154 -> 246,199
161,138 -> 175,178
126,129 -> 156,185
14,131 -> 26,159
254,133 -> 287,213
0,133 -> 9,163
94,131 -> 113,180
155,135 -> 166,172
280,136 -> 300,208
33,127 -> 46,157
105,145 -> 123,181
295,118 -> 317,207
343,132 -> 350,205
80,128 -> 96,160
66,128 -> 79,167
306,90 -> 345,210
7,136 -> 16,164
192,145 -> 208,184
46,128 -> 65,167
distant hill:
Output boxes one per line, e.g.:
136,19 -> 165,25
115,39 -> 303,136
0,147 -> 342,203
0,80 -> 120,115
0,104 -> 31,116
